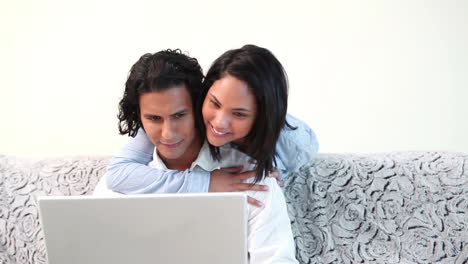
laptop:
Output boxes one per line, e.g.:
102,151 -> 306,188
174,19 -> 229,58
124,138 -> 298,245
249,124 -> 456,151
38,193 -> 248,264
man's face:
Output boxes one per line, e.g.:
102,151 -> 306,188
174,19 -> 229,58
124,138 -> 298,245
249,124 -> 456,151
139,85 -> 198,163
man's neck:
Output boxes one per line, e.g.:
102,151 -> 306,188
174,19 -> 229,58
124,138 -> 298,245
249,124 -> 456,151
159,137 -> 203,171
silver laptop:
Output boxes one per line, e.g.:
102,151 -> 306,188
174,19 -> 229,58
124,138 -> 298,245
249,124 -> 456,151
38,193 -> 248,264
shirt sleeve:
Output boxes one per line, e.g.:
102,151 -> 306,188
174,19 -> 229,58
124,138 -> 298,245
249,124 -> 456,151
247,178 -> 298,264
275,113 -> 319,179
105,128 -> 211,194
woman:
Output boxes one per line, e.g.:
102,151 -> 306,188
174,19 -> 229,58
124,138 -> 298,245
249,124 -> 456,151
95,48 -> 300,263
106,45 -> 318,202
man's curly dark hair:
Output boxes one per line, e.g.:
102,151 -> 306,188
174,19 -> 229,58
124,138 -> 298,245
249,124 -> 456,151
117,49 -> 204,137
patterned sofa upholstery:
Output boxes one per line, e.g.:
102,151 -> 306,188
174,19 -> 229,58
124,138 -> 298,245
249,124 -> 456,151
0,152 -> 467,264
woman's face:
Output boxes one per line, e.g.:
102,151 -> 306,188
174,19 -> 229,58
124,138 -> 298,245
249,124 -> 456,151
202,74 -> 257,147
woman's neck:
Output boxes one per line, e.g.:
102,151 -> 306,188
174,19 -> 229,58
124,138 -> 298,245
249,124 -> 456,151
232,137 -> 248,153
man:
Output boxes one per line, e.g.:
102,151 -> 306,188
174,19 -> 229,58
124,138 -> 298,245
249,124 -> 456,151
94,49 -> 298,263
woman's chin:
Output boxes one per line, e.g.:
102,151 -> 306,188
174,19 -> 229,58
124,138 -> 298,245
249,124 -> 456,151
207,135 -> 229,147
208,139 -> 225,147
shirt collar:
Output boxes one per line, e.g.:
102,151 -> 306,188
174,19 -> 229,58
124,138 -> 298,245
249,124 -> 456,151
191,141 -> 221,171
151,147 -> 169,169
151,140 -> 220,172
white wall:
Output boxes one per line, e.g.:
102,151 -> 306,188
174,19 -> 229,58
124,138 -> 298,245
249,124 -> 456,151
1,0 -> 467,157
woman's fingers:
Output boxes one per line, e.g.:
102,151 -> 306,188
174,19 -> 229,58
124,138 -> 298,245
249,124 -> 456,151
233,183 -> 268,191
234,170 -> 256,181
247,196 -> 264,207
219,166 -> 243,173
268,168 -> 283,185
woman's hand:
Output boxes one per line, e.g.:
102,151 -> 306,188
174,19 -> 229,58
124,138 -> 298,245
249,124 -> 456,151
209,166 -> 268,207
268,168 -> 283,186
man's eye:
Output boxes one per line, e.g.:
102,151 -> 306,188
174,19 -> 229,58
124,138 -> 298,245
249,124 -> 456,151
148,116 -> 161,121
173,113 -> 186,119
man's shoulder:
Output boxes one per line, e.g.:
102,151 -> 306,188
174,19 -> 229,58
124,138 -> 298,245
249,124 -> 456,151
243,177 -> 279,198
244,177 -> 283,218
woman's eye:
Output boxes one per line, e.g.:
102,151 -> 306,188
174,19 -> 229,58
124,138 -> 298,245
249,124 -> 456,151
210,100 -> 220,108
233,112 -> 247,118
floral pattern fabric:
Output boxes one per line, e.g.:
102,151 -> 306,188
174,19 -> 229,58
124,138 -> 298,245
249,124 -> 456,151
0,156 -> 108,264
0,152 -> 467,264
283,152 -> 468,264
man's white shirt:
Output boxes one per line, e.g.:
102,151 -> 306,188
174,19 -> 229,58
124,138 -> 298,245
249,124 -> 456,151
94,141 -> 298,264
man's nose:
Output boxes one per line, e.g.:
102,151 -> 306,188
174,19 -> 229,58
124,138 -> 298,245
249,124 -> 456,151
161,121 -> 176,140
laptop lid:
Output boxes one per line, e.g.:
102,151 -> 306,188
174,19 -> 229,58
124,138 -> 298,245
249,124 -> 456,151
38,193 -> 248,264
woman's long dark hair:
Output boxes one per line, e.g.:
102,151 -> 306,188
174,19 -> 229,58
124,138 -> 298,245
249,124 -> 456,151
199,44 -> 295,183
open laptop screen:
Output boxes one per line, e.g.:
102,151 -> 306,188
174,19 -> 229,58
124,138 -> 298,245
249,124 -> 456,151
38,193 -> 248,264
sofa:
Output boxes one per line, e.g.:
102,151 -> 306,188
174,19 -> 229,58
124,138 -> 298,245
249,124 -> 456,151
0,152 -> 467,264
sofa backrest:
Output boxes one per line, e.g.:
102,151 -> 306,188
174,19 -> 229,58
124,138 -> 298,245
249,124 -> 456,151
1,152 -> 467,264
